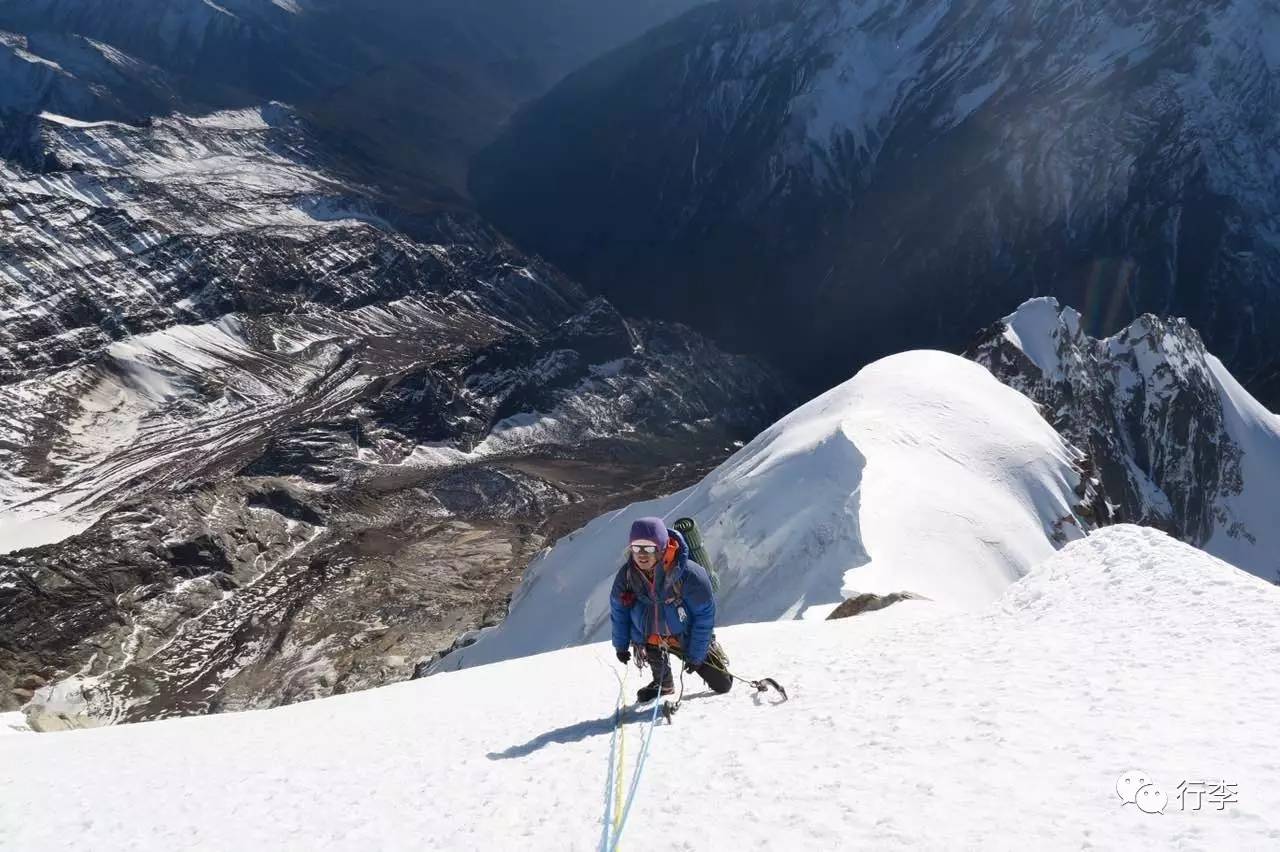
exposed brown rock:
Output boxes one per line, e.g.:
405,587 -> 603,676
827,591 -> 930,620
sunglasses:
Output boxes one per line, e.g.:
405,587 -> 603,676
628,544 -> 660,555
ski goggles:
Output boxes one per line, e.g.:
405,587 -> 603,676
628,544 -> 660,555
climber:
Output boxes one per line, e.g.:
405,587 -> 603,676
609,516 -> 732,702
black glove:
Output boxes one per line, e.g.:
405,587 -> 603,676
684,659 -> 699,674
616,649 -> 630,665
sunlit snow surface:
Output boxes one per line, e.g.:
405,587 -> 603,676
2,526 -> 1277,849
1202,355 -> 1280,572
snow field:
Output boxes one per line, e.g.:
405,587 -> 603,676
2,526 -> 1277,850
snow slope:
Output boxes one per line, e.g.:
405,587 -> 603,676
0,712 -> 30,736
2,525 -> 1277,850
1203,355 -> 1280,580
441,349 -> 1088,671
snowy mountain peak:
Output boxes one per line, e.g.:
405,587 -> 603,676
971,297 -> 1280,583
439,348 -> 1097,673
998,295 -> 1213,392
999,296 -> 1084,379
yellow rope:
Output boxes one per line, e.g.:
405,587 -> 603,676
613,667 -> 627,837
611,666 -> 628,846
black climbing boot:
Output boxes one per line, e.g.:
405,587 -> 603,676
637,645 -> 674,703
636,679 -> 675,703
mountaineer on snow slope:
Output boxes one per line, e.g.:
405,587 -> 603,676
609,517 -> 732,703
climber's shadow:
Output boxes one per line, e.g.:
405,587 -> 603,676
486,690 -> 720,760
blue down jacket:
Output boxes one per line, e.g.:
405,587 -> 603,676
609,529 -> 717,665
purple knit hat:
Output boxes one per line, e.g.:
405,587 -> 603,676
627,516 -> 669,552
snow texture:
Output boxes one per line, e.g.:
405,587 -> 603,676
1,525 -> 1277,849
0,712 -> 31,736
443,350 -> 1086,671
1001,296 -> 1080,379
1202,355 -> 1280,576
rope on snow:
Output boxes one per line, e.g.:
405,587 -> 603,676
599,648 -> 667,852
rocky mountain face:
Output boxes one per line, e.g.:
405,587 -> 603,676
968,297 -> 1280,584
0,103 -> 792,729
0,0 -> 707,201
472,0 -> 1280,406
7,0 -> 1277,736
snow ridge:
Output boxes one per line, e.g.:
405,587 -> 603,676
442,349 -> 1090,672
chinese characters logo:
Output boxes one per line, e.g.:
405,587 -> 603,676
1116,770 -> 1238,814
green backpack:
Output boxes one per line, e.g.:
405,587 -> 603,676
673,516 -> 720,593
